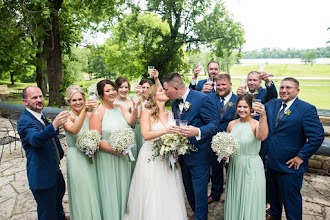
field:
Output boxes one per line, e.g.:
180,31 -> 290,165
1,64 -> 330,109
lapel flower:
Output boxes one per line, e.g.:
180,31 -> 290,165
46,117 -> 52,123
183,101 -> 191,111
227,102 -> 234,108
285,109 -> 291,116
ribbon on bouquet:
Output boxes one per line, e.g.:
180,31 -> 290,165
123,144 -> 136,161
217,156 -> 229,164
169,154 -> 176,172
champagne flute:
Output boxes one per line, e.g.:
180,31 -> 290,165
259,63 -> 265,72
148,66 -> 154,78
251,99 -> 261,116
60,106 -> 70,111
179,120 -> 188,127
87,94 -> 98,112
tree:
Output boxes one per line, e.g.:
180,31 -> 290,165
301,51 -> 317,65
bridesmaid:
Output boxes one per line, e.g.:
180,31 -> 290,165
114,77 -> 134,112
63,85 -> 101,220
90,80 -> 138,220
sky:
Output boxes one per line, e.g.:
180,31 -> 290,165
84,0 -> 330,52
224,0 -> 330,51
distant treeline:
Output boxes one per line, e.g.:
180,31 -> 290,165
242,47 -> 330,59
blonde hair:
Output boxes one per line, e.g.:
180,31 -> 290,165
145,84 -> 161,123
65,85 -> 86,104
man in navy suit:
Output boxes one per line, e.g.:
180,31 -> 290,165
17,86 -> 70,220
237,70 -> 277,104
189,61 -> 220,93
207,73 -> 238,204
262,78 -> 324,220
163,73 -> 219,220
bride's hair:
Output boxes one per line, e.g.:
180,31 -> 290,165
145,84 -> 160,124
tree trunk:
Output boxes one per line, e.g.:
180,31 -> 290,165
10,71 -> 15,85
36,42 -> 47,96
43,0 -> 64,106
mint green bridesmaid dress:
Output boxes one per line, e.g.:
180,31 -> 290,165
65,117 -> 101,220
224,121 -> 266,220
95,107 -> 132,220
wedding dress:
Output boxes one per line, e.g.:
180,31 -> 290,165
124,110 -> 187,220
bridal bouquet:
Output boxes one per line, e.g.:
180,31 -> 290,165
108,127 -> 135,161
211,132 -> 239,163
149,133 -> 197,170
76,130 -> 100,164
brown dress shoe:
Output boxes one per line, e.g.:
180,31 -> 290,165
266,213 -> 281,220
208,195 -> 216,204
188,215 -> 194,220
65,216 -> 70,220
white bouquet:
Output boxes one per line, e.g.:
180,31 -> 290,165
211,132 -> 239,163
76,130 -> 100,164
108,127 -> 135,161
150,133 -> 197,170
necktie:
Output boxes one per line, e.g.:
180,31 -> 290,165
176,99 -> 184,119
279,103 -> 287,117
42,114 -> 61,169
220,97 -> 225,108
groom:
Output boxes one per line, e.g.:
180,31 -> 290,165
163,73 -> 220,220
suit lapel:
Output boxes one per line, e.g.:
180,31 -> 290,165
272,100 -> 282,130
181,90 -> 193,120
276,98 -> 299,128
24,109 -> 45,128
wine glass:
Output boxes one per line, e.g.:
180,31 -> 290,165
87,94 -> 99,112
259,63 -> 265,72
251,99 -> 261,116
148,66 -> 154,78
240,78 -> 246,88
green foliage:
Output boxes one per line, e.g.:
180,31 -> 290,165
301,51 -> 317,65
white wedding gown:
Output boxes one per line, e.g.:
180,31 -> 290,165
124,111 -> 187,220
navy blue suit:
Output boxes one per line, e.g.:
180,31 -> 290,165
189,79 -> 215,93
253,82 -> 278,104
173,89 -> 219,220
208,92 -> 238,201
262,98 -> 324,220
18,109 -> 65,220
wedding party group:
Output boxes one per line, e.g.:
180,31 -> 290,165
17,60 -> 325,220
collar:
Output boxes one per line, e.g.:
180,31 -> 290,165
282,96 -> 297,110
180,88 -> 190,102
26,108 -> 45,125
221,92 -> 233,104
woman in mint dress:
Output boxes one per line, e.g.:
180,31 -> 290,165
90,80 -> 138,220
225,94 -> 269,220
63,85 -> 101,220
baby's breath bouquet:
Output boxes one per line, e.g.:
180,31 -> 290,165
76,130 -> 100,164
211,132 -> 239,163
149,133 -> 197,170
108,127 -> 135,161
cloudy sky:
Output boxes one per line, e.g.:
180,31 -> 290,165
224,0 -> 330,51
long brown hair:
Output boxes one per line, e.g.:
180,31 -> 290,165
145,84 -> 161,123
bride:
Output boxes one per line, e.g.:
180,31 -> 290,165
124,84 -> 187,220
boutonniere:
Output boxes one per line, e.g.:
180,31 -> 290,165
46,117 -> 52,123
183,101 -> 191,111
285,109 -> 291,116
228,102 -> 234,108
252,91 -> 258,96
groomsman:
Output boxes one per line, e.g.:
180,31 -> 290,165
207,73 -> 238,204
237,70 -> 277,104
189,61 -> 220,93
17,86 -> 70,220
262,78 -> 324,220
163,73 -> 219,220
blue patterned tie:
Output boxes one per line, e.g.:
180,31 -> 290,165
220,97 -> 225,108
279,103 -> 287,118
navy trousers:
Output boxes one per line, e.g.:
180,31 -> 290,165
209,151 -> 225,201
31,171 -> 66,220
180,160 -> 209,220
266,168 -> 304,220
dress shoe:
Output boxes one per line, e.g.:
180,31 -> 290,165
266,213 -> 281,220
65,216 -> 70,220
208,196 -> 216,204
188,215 -> 194,220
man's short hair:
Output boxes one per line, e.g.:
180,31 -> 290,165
215,73 -> 231,83
22,86 -> 38,99
162,72 -> 185,89
282,77 -> 300,88
247,71 -> 261,81
207,60 -> 220,69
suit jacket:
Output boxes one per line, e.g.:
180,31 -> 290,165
18,109 -> 64,190
254,82 -> 278,104
261,98 -> 324,173
208,92 -> 238,132
172,89 -> 220,166
189,79 -> 215,93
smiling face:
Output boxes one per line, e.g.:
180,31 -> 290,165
247,72 -> 262,92
117,81 -> 129,99
207,62 -> 220,79
69,92 -> 85,113
141,82 -> 151,98
216,78 -> 232,97
102,84 -> 117,103
279,80 -> 299,103
236,100 -> 252,119
23,86 -> 44,113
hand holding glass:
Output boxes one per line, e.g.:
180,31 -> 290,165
251,99 -> 262,116
148,66 -> 154,78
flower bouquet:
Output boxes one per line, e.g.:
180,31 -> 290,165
211,132 -> 239,163
149,133 -> 197,171
108,127 -> 135,161
76,130 -> 100,164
